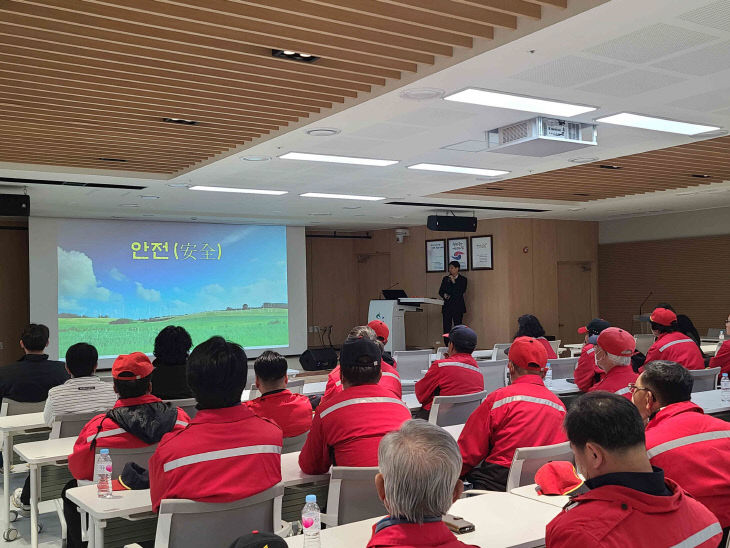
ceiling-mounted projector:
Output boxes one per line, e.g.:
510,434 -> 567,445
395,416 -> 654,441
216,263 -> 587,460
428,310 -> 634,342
485,117 -> 597,157
427,215 -> 477,232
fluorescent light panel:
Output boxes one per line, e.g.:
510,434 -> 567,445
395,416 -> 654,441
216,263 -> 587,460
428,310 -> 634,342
189,185 -> 287,195
279,152 -> 398,166
300,192 -> 385,201
444,88 -> 596,117
408,163 -> 509,177
595,113 -> 720,136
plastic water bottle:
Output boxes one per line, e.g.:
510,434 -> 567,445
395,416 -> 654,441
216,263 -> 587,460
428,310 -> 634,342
96,449 -> 113,498
722,374 -> 730,404
301,494 -> 321,547
545,364 -> 553,388
720,330 -> 726,343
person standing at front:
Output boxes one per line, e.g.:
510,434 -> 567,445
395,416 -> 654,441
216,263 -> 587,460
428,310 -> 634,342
439,261 -> 467,344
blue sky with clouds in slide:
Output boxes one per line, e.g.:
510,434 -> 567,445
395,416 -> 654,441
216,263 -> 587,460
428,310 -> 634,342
57,220 -> 287,320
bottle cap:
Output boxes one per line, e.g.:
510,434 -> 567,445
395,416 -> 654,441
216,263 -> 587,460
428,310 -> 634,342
305,494 -> 316,503
100,449 -> 110,454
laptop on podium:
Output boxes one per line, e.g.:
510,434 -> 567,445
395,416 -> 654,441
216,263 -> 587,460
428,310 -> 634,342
382,289 -> 408,300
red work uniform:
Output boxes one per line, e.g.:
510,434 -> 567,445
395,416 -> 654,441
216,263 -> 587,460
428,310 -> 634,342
574,344 -> 604,392
415,354 -> 484,411
298,384 -> 411,474
537,337 -> 558,359
709,340 -> 730,375
546,478 -> 722,548
586,365 -> 637,400
149,403 -> 282,512
322,362 -> 402,403
68,395 -> 190,481
646,400 -> 730,528
246,388 -> 313,438
458,375 -> 567,476
644,331 -> 705,370
367,518 -> 479,548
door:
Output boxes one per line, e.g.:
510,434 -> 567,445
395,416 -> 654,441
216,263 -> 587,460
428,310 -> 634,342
557,261 -> 593,345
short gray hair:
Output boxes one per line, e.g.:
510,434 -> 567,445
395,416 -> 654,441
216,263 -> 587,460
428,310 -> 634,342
377,419 -> 461,523
598,345 -> 632,366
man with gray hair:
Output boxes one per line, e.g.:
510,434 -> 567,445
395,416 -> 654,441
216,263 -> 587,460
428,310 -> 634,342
586,327 -> 637,399
368,420 -> 478,548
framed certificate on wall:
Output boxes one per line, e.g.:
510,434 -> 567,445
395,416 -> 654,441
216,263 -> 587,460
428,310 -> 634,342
470,235 -> 494,270
426,239 -> 446,272
447,238 -> 468,271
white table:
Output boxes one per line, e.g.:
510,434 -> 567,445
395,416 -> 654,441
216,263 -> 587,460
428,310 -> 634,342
443,424 -> 464,440
510,484 -> 570,508
701,343 -> 719,357
548,379 -> 582,396
691,389 -> 730,415
241,381 -> 328,401
402,393 -> 420,411
13,437 -> 76,548
0,412 -> 49,543
285,491 -> 561,547
564,343 -> 584,357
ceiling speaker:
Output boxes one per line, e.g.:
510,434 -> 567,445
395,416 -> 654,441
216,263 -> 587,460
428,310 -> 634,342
0,194 -> 30,217
427,215 -> 477,232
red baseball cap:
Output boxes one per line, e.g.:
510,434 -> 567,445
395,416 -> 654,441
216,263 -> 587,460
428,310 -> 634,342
508,336 -> 548,372
368,320 -> 390,344
112,352 -> 154,380
596,327 -> 635,357
650,307 -> 677,327
535,461 -> 586,496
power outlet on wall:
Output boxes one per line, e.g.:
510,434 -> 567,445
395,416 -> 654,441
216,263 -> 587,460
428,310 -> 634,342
308,326 -> 321,333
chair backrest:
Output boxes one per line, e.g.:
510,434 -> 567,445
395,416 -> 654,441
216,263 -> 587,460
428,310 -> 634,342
428,390 -> 487,427
707,328 -> 721,339
477,359 -> 507,394
282,431 -> 308,453
491,344 -> 511,361
155,484 -> 285,548
634,334 -> 655,355
165,398 -> 198,419
471,350 -> 492,360
690,367 -> 721,393
95,445 -> 158,477
547,358 -> 578,380
50,411 -> 101,439
549,340 -> 561,355
0,398 -> 46,417
393,350 -> 432,381
506,441 -> 574,491
324,467 -> 383,526
288,378 -> 305,394
436,347 -> 448,359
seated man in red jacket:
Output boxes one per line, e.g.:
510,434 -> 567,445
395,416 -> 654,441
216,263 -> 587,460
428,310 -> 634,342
368,420 -> 477,548
65,352 -> 190,548
573,318 -> 610,392
458,336 -> 567,491
644,308 -> 704,370
149,337 -> 282,511
299,336 -> 411,475
586,327 -> 638,399
246,350 -> 313,438
709,312 -> 730,375
415,325 -> 483,420
546,392 -> 722,548
632,360 -> 730,544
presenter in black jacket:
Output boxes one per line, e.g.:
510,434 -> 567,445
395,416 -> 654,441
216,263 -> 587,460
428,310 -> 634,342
439,261 -> 468,344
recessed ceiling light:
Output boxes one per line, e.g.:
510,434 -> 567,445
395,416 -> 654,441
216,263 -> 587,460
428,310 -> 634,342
399,88 -> 444,101
444,88 -> 596,117
167,182 -> 190,188
300,192 -> 385,201
189,185 -> 287,195
280,152 -> 398,167
138,195 -> 160,200
162,117 -> 198,126
119,203 -> 139,207
691,174 -> 711,178
271,49 -> 319,63
241,155 -> 271,162
595,113 -> 720,136
305,128 -> 340,137
599,165 -> 621,170
570,157 -> 598,164
407,163 -> 509,177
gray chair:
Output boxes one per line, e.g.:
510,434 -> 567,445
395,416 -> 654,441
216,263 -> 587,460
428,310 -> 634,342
96,445 -> 158,475
154,484 -> 286,548
491,344 -> 511,361
505,441 -> 574,491
50,411 -> 101,439
428,391 -> 487,427
165,398 -> 198,419
322,467 -> 383,527
477,359 -> 507,395
393,350 -> 432,381
471,350 -> 492,360
248,378 -> 305,400
282,431 -> 308,454
690,367 -> 721,393
0,398 -> 46,416
0,399 -> 50,469
707,328 -> 722,339
547,357 -> 578,380
634,334 -> 655,356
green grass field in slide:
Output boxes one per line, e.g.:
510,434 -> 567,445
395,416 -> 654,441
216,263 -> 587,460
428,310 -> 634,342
58,308 -> 289,357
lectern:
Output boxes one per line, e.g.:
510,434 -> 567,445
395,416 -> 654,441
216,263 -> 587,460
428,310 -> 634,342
368,297 -> 444,352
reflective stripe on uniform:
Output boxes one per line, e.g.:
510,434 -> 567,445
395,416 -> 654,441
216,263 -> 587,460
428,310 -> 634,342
86,428 -> 126,443
175,420 -> 188,428
319,397 -> 408,419
437,361 -> 480,373
163,444 -> 282,472
587,347 -> 595,355
615,387 -> 630,395
659,338 -> 695,352
647,430 -> 730,459
669,522 -> 722,548
492,395 -> 565,413
382,372 -> 401,382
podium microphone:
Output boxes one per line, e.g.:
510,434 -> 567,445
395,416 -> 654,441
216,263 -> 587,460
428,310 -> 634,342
385,282 -> 400,290
639,291 -> 653,316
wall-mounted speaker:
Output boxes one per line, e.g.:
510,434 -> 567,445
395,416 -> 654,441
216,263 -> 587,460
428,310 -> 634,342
0,195 -> 30,217
426,215 -> 477,232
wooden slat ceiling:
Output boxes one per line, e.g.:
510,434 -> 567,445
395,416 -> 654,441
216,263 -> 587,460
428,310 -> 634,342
445,135 -> 730,202
0,0 -> 563,175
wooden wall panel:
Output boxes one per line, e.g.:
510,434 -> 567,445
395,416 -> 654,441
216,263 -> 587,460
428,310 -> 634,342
598,235 -> 730,335
0,222 -> 29,366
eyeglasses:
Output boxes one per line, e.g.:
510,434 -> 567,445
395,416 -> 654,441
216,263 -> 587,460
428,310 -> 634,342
628,383 -> 651,395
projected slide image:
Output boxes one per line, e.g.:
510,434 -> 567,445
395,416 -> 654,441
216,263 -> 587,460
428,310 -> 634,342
57,220 -> 288,358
